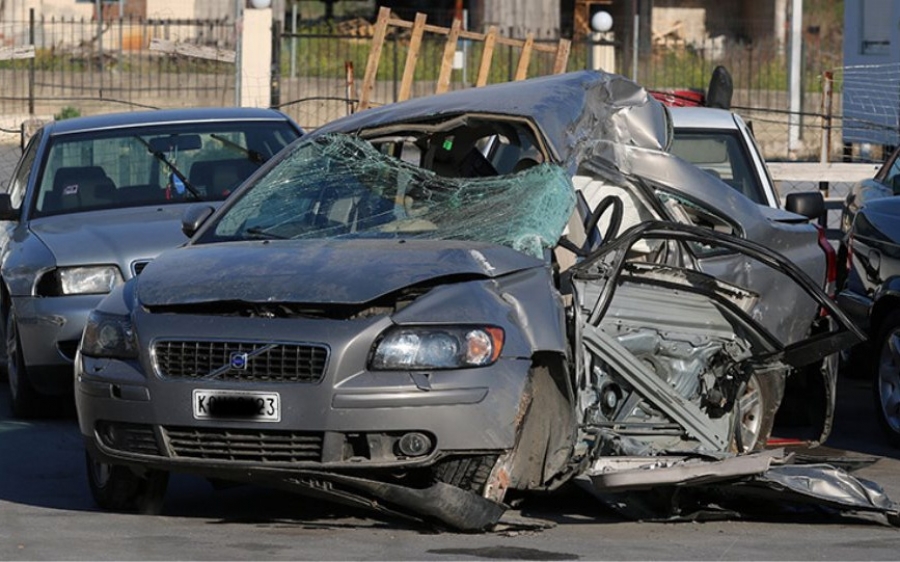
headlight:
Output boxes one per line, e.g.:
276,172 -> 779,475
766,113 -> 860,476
370,326 -> 504,370
46,266 -> 123,295
80,310 -> 138,358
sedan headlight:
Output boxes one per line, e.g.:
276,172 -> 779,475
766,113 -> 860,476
80,310 -> 138,359
370,326 -> 504,370
42,266 -> 123,296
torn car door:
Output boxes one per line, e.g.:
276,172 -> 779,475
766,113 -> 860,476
567,221 -> 863,477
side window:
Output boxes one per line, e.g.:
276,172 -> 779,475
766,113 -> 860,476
884,157 -> 900,188
860,0 -> 891,55
8,130 -> 41,209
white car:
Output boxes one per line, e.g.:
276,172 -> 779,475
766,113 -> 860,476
669,106 -> 780,209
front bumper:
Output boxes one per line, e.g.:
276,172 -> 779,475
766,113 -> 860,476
75,349 -> 531,477
13,294 -> 104,394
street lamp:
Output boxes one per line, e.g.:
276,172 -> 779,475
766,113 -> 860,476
589,11 -> 615,73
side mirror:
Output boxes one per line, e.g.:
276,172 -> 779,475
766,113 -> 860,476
181,204 -> 215,238
0,193 -> 20,221
785,191 -> 825,220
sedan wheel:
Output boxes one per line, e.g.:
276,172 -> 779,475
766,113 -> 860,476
874,312 -> 900,446
734,372 -> 778,452
85,450 -> 169,514
6,313 -> 42,418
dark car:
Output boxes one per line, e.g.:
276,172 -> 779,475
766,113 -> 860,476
74,71 -> 861,530
841,145 -> 900,235
1,107 -> 303,417
837,196 -> 900,445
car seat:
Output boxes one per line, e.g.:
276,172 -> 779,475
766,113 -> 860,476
44,166 -> 116,213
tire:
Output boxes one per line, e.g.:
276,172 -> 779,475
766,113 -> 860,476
872,310 -> 900,447
7,312 -> 43,418
85,449 -> 169,514
432,455 -> 499,495
733,371 -> 780,452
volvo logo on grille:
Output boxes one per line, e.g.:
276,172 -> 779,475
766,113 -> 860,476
229,352 -> 249,370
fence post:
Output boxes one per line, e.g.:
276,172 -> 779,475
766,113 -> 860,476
820,71 -> 833,165
290,1 -> 297,78
239,5 -> 273,107
28,8 -> 35,115
270,18 -> 281,108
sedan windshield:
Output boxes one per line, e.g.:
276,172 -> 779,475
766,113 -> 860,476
207,133 -> 575,259
33,121 -> 300,217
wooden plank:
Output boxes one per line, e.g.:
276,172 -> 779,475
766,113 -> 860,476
0,46 -> 35,61
358,6 -> 392,111
435,18 -> 462,95
148,39 -> 235,63
513,33 -> 534,81
398,13 -> 428,102
553,38 -> 571,73
475,26 -> 498,87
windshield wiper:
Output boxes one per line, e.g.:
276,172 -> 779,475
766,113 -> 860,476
133,135 -> 204,201
210,134 -> 266,164
243,226 -> 287,240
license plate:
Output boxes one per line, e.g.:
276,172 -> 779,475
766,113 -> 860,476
193,389 -> 280,422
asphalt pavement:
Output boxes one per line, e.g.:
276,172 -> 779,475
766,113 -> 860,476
2,374 -> 900,560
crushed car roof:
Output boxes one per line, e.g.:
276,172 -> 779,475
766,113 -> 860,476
315,69 -> 671,167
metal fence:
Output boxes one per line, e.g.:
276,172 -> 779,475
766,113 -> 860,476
0,15 -> 237,117
1,14 -> 895,190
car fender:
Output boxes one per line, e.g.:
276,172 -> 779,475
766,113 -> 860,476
871,277 -> 900,335
0,224 -> 56,298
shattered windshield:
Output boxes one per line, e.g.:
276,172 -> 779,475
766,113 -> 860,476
208,133 -> 576,259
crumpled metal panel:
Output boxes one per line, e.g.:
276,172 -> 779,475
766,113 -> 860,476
315,70 -> 670,169
582,450 -> 900,526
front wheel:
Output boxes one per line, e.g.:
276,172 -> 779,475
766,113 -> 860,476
873,311 -> 900,447
7,312 -> 44,418
733,372 -> 780,452
85,450 -> 169,514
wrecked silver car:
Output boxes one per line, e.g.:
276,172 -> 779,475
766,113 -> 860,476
75,71 -> 873,530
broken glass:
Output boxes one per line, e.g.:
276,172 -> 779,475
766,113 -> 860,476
211,134 -> 576,259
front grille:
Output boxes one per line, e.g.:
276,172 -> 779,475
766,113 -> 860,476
154,340 -> 328,383
97,421 -> 161,456
164,426 -> 323,463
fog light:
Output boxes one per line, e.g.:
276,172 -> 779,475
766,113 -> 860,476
397,432 -> 433,457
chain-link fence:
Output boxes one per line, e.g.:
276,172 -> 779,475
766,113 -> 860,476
0,126 -> 22,190
0,14 -> 237,119
3,13 -> 897,197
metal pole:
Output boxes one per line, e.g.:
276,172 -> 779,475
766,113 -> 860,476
631,0 -> 639,81
290,1 -> 297,78
788,0 -> 802,153
270,18 -> 281,108
820,71 -> 834,165
234,0 -> 243,106
96,0 -> 104,98
28,8 -> 34,115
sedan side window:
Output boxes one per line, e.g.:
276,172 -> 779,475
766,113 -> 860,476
8,130 -> 41,209
883,156 -> 900,192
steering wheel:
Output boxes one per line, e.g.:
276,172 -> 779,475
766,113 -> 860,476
582,195 -> 623,253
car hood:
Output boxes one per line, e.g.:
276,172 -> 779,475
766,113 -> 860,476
29,205 -> 193,271
136,239 -> 542,307
856,196 -> 900,243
